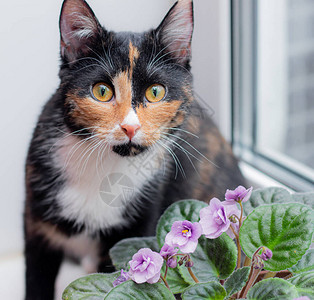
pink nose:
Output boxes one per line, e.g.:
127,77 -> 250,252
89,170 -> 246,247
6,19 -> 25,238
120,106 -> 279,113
120,124 -> 141,140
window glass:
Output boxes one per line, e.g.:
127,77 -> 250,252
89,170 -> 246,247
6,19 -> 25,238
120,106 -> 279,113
232,0 -> 314,190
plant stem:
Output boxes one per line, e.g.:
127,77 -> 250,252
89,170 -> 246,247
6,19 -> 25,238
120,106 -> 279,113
238,247 -> 266,298
238,265 -> 261,298
164,264 -> 169,279
160,275 -> 171,291
239,202 -> 244,227
187,267 -> 199,283
230,225 -> 241,269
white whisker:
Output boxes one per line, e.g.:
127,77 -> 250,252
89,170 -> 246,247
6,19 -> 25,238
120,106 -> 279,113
163,131 -> 218,168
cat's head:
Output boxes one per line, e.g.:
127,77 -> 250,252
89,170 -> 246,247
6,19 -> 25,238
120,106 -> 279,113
59,0 -> 194,157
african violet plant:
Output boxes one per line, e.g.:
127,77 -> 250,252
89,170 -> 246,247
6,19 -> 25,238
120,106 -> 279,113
63,187 -> 314,300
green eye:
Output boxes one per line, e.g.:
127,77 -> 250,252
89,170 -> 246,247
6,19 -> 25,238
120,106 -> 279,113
145,84 -> 166,103
92,83 -> 113,102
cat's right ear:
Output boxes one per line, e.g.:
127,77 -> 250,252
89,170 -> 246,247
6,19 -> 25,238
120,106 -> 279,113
59,0 -> 102,62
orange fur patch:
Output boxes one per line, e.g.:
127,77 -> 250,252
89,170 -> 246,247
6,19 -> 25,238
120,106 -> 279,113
136,100 -> 183,146
113,71 -> 132,106
128,41 -> 139,79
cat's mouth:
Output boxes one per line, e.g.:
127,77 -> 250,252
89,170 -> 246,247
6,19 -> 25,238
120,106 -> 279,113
112,142 -> 148,157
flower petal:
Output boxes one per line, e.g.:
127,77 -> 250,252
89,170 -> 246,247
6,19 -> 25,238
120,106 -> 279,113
179,239 -> 198,253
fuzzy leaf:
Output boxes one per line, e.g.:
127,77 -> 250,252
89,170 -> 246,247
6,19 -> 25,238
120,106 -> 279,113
223,267 -> 250,299
288,272 -> 314,298
109,236 -> 189,294
165,266 -> 191,294
156,199 -> 207,247
292,192 -> 314,209
289,249 -> 314,275
246,278 -> 298,300
182,281 -> 226,300
243,187 -> 290,216
104,281 -> 175,300
62,272 -> 119,300
240,203 -> 314,271
244,187 -> 314,216
178,233 -> 237,283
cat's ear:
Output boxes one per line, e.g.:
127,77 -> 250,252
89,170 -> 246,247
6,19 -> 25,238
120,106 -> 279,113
156,0 -> 194,64
59,0 -> 102,62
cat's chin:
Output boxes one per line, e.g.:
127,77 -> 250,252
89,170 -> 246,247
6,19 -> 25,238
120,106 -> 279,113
112,142 -> 148,157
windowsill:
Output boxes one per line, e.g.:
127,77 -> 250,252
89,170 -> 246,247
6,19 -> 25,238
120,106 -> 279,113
239,161 -> 295,192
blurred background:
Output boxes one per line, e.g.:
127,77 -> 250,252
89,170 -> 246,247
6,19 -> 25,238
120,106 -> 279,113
0,0 -> 313,298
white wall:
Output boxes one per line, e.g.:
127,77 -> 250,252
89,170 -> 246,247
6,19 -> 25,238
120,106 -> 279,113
0,0 -> 229,256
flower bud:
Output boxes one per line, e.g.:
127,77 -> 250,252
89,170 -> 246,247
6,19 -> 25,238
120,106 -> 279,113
178,258 -> 184,266
167,257 -> 177,268
261,247 -> 273,261
229,214 -> 237,223
253,256 -> 264,269
185,260 -> 194,268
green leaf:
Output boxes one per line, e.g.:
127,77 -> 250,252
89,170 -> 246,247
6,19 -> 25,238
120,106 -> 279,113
288,271 -> 314,298
110,236 -> 159,270
179,234 -> 237,283
182,281 -> 226,300
289,249 -> 314,274
223,267 -> 250,299
292,192 -> 314,209
104,281 -> 175,300
244,187 -> 290,216
156,199 -> 207,247
247,278 -> 298,300
109,236 -> 189,294
240,203 -> 314,271
244,187 -> 314,216
62,272 -> 119,300
164,266 -> 191,294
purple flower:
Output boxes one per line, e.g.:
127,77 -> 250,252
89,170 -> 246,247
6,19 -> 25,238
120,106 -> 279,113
199,198 -> 230,239
113,269 -> 130,287
165,220 -> 202,253
293,297 -> 310,300
261,247 -> 273,261
224,186 -> 253,205
128,248 -> 163,284
160,244 -> 178,258
160,244 -> 178,268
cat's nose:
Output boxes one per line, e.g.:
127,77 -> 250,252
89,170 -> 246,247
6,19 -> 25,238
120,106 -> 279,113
120,124 -> 141,140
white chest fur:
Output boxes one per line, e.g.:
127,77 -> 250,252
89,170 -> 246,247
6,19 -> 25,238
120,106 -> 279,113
54,135 -> 162,233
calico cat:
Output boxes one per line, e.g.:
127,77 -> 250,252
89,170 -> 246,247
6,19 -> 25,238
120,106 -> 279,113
24,0 -> 245,299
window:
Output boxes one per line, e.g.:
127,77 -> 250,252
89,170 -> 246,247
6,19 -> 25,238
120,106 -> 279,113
231,0 -> 314,191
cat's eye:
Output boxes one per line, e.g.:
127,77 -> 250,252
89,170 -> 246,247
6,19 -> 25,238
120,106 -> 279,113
145,84 -> 166,103
92,83 -> 114,102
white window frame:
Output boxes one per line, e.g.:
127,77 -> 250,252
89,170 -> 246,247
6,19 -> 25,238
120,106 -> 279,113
230,0 -> 314,191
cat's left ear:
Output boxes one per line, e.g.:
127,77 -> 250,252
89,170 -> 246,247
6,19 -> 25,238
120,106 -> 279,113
156,0 -> 194,64
59,0 -> 102,62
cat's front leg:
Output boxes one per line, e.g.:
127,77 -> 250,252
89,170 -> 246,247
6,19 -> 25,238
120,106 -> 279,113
24,234 -> 63,300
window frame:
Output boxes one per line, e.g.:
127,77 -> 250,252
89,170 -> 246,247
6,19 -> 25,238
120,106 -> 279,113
230,0 -> 314,192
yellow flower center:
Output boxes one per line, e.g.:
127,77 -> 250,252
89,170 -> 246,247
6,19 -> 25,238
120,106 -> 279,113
182,229 -> 189,234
